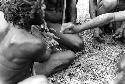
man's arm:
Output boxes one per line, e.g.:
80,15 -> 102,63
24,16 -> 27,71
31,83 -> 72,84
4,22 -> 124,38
34,40 -> 52,63
0,11 -> 9,32
75,11 -> 125,33
0,11 -> 10,42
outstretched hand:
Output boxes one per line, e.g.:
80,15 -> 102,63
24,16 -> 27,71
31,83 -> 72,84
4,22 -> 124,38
60,22 -> 77,34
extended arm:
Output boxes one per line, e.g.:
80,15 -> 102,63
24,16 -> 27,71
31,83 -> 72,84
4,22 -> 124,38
75,11 -> 125,33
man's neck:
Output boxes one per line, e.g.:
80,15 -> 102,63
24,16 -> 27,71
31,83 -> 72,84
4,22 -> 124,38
21,24 -> 32,32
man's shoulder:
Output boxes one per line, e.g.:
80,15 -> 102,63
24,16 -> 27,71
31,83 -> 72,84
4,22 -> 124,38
5,28 -> 47,59
0,11 -> 9,32
10,28 -> 43,45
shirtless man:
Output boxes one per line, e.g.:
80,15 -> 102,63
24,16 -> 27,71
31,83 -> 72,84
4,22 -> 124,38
60,0 -> 125,83
44,0 -> 84,52
89,0 -> 125,42
60,0 -> 125,37
0,0 -> 75,84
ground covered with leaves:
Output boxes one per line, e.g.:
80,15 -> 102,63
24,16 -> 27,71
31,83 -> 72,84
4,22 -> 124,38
48,0 -> 125,84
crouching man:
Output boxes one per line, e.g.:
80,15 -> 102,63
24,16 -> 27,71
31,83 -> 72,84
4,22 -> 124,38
0,0 -> 75,84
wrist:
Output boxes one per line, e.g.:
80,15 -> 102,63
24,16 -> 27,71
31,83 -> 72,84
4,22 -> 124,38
72,25 -> 76,32
73,25 -> 80,33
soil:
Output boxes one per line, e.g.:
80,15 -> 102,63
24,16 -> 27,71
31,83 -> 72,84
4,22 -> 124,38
47,0 -> 125,84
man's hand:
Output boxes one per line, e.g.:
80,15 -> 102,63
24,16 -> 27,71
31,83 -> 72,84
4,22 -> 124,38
113,28 -> 124,39
60,22 -> 77,34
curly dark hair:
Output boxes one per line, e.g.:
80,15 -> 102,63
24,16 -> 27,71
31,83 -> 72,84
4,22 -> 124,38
0,0 -> 44,29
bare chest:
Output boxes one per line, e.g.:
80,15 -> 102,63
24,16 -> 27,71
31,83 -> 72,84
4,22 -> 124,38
0,28 -> 42,67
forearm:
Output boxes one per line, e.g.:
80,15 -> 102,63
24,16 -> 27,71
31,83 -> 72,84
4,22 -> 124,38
75,13 -> 115,32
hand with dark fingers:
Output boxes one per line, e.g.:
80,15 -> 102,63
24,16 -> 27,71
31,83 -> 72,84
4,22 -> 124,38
113,28 -> 124,39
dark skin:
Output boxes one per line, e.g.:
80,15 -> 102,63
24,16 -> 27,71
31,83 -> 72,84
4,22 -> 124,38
89,0 -> 103,41
89,0 -> 125,42
45,0 -> 84,52
60,0 -> 125,83
0,0 -> 75,84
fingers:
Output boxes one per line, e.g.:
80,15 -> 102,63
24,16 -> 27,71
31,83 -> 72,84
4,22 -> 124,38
48,28 -> 60,39
60,24 -> 67,33
115,34 -> 122,39
113,34 -> 121,39
49,28 -> 56,33
60,27 -> 65,33
63,29 -> 75,34
113,28 -> 124,39
113,32 -> 119,38
113,32 -> 123,39
60,22 -> 74,33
